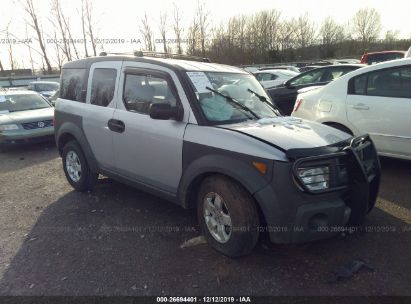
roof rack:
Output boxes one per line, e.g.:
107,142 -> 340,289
99,51 -> 211,63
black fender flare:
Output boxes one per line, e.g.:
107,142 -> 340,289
56,121 -> 99,173
178,154 -> 273,209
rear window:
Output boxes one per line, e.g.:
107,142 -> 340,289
60,68 -> 86,102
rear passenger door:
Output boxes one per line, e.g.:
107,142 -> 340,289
83,61 -> 122,170
346,66 -> 411,157
111,66 -> 188,194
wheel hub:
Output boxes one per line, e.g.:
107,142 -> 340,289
66,151 -> 82,182
203,192 -> 232,243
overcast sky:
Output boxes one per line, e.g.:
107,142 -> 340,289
1,0 -> 410,70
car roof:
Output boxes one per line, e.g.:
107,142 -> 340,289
350,57 -> 411,73
363,50 -> 406,55
62,56 -> 247,74
255,69 -> 298,75
0,89 -> 40,96
321,58 -> 411,89
29,81 -> 59,84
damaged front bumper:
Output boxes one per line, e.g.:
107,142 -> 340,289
254,134 -> 381,244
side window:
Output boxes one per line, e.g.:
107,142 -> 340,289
349,66 -> 411,98
400,67 -> 411,98
60,68 -> 86,102
90,68 -> 117,107
123,73 -> 178,114
290,69 -> 324,86
367,69 -> 402,97
352,74 -> 367,95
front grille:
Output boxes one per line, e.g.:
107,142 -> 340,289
22,120 -> 53,130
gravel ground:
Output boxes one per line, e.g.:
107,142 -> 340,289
0,141 -> 410,296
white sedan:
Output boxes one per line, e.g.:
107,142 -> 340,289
253,69 -> 299,88
292,58 -> 411,160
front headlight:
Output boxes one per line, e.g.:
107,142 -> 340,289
297,166 -> 329,191
0,124 -> 19,131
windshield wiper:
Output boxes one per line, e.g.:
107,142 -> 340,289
205,86 -> 260,119
247,88 -> 282,116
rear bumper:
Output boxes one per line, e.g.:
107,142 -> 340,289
254,134 -> 381,244
0,127 -> 54,144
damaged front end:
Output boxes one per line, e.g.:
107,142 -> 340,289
254,134 -> 381,244
288,134 -> 381,226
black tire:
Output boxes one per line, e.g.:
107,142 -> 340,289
62,140 -> 98,192
324,122 -> 353,135
197,175 -> 260,257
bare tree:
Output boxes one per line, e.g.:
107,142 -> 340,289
159,11 -> 168,53
22,0 -> 53,73
172,3 -> 183,54
278,20 -> 297,51
84,0 -> 97,56
187,16 -> 200,55
295,13 -> 316,49
5,23 -> 17,70
50,0 -> 72,61
319,17 -> 345,57
80,0 -> 89,57
384,30 -> 399,43
140,13 -> 155,51
351,8 -> 381,51
196,0 -> 209,57
52,30 -> 64,70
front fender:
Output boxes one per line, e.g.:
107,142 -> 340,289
178,142 -> 274,208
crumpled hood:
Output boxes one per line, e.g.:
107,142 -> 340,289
0,107 -> 54,124
220,116 -> 351,150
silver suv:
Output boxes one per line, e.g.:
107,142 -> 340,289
55,52 -> 381,257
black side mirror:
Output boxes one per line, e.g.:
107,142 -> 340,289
149,103 -> 183,121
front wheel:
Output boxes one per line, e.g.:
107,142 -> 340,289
62,141 -> 98,192
197,175 -> 260,257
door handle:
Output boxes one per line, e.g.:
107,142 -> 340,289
351,103 -> 370,110
108,119 -> 125,133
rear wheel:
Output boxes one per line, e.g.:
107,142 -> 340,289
197,175 -> 260,257
62,141 -> 98,192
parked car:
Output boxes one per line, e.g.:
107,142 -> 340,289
55,53 -> 380,257
253,69 -> 299,88
298,65 -> 322,73
266,64 -> 364,115
0,90 -> 54,144
258,65 -> 301,73
48,89 -> 60,105
406,46 -> 411,58
28,81 -> 60,98
360,51 -> 405,65
292,58 -> 411,160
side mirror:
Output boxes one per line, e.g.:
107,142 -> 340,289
149,103 -> 183,121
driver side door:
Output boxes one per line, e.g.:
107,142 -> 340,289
111,66 -> 188,194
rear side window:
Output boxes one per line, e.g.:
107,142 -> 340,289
353,74 -> 367,95
60,68 -> 86,102
349,66 -> 411,98
90,68 -> 117,107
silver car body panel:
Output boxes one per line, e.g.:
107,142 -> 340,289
111,61 -> 193,193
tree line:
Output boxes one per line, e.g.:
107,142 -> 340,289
1,0 -> 410,74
